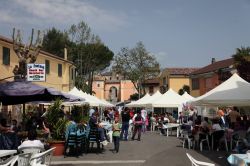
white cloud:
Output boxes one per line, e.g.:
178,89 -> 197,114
153,51 -> 168,68
0,0 -> 128,31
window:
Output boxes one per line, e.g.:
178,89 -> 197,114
163,77 -> 167,86
45,60 -> 50,74
71,68 -> 74,80
58,64 -> 62,77
192,78 -> 199,90
149,86 -> 154,94
2,47 -> 10,65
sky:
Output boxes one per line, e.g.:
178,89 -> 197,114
1,0 -> 250,68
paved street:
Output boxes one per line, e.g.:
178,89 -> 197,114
51,131 -> 230,166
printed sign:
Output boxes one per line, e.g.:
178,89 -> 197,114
27,64 -> 46,81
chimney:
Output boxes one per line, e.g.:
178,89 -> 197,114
64,47 -> 67,60
211,58 -> 216,64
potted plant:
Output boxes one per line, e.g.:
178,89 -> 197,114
45,99 -> 68,156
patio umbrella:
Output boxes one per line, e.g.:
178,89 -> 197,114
0,80 -> 70,105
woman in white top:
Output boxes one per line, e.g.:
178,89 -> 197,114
18,129 -> 44,150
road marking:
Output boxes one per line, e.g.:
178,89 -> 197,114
51,160 -> 145,165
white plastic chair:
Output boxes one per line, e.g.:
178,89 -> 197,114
18,146 -> 44,154
0,155 -> 19,166
18,153 -> 33,166
186,153 -> 215,166
29,147 -> 55,166
200,134 -> 210,151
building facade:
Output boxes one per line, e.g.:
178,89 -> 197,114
143,68 -> 198,95
190,58 -> 235,97
0,35 -> 75,92
92,72 -> 137,103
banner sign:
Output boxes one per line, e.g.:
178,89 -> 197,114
27,64 -> 46,81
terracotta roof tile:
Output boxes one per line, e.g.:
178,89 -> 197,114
190,58 -> 234,75
164,68 -> 199,75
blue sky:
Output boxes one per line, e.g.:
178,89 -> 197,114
1,0 -> 250,68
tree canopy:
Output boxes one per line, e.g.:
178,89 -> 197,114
232,47 -> 250,82
42,21 -> 114,93
113,41 -> 160,96
42,28 -> 71,58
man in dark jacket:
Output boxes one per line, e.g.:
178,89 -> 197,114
120,107 -> 130,141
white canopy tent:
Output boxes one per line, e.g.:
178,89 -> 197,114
69,87 -> 105,107
143,91 -> 163,106
182,92 -> 194,103
152,89 -> 184,108
150,88 -> 184,115
80,90 -> 113,107
126,93 -> 151,107
191,73 -> 250,106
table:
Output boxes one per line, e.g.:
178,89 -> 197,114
227,154 -> 250,166
163,123 -> 180,137
0,150 -> 17,158
100,121 -> 112,131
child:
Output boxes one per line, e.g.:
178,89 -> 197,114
112,117 -> 121,153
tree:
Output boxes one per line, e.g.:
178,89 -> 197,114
12,28 -> 43,79
113,41 -> 160,97
41,21 -> 114,93
68,22 -> 114,93
178,85 -> 190,95
42,28 -> 71,58
232,47 -> 250,82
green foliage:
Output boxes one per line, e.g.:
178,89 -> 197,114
42,27 -> 71,58
232,47 -> 250,82
71,105 -> 90,123
113,41 -> 160,96
42,21 -> 114,94
45,99 -> 67,140
178,89 -> 184,95
178,85 -> 190,95
130,93 -> 139,101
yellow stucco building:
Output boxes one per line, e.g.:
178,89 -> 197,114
0,35 -> 75,92
143,68 -> 199,94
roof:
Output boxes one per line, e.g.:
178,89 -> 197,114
0,35 -> 74,65
142,78 -> 160,85
164,68 -> 199,75
190,58 -> 234,75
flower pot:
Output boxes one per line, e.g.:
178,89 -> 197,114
49,141 -> 65,156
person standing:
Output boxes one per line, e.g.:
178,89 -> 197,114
228,107 -> 240,129
132,111 -> 143,141
120,107 -> 130,141
112,117 -> 121,153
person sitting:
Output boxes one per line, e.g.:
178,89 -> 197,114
18,129 -> 44,150
211,118 -> 224,151
89,112 -> 108,145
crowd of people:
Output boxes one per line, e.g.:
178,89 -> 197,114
2,104 -> 250,155
177,106 -> 250,153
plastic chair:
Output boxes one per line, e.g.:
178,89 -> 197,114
199,134 -> 210,151
0,155 -> 18,166
17,153 -> 33,166
86,127 -> 102,153
29,147 -> 55,166
186,153 -> 215,166
18,146 -> 44,154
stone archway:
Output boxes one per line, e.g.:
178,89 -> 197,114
109,86 -> 118,102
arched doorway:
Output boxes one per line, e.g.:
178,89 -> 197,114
109,86 -> 118,103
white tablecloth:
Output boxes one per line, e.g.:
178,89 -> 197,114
227,154 -> 250,166
162,123 -> 180,137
